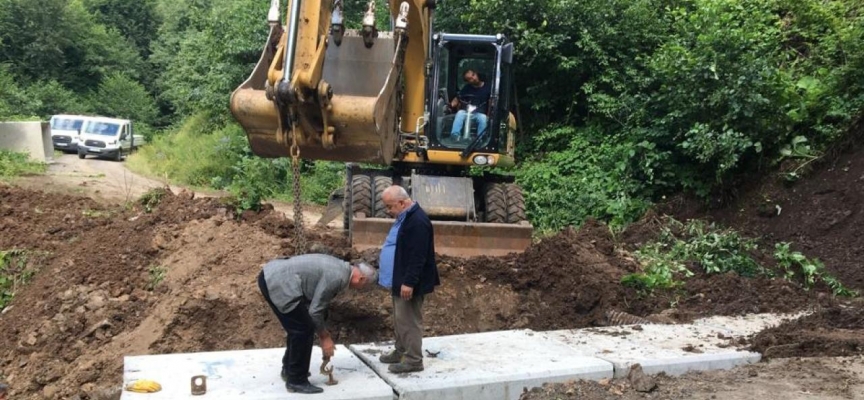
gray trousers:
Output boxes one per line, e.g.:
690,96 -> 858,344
392,294 -> 425,365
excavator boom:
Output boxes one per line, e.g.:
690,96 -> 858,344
230,0 -> 534,257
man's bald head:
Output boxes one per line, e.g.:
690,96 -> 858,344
382,185 -> 410,201
381,185 -> 413,217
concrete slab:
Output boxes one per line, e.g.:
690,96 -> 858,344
350,330 -> 612,400
121,346 -> 393,400
692,312 -> 805,334
539,321 -> 764,378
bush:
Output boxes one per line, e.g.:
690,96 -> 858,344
128,114 -> 245,186
516,125 -> 652,230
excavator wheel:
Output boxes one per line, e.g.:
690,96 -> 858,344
350,174 -> 373,220
504,183 -> 527,223
484,183 -> 508,223
373,176 -> 393,218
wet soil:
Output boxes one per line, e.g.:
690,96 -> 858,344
520,357 -> 864,400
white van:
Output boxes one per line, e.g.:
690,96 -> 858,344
77,117 -> 139,161
49,115 -> 92,152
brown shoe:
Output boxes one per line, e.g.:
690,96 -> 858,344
388,362 -> 424,374
378,350 -> 403,364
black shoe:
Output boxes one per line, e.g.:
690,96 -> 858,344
281,368 -> 311,382
286,381 -> 324,394
378,350 -> 403,364
388,362 -> 424,374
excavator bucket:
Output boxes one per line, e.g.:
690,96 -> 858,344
230,29 -> 399,164
351,216 -> 533,258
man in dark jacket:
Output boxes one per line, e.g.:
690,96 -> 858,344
258,254 -> 378,393
376,185 -> 440,373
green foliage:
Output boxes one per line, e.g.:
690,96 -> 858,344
440,0 -> 864,229
0,249 -> 33,309
83,0 -> 161,58
87,72 -> 159,124
298,161 -> 344,205
128,114 -> 246,186
623,218 -> 857,297
146,265 -> 167,290
0,150 -> 47,178
623,219 -> 765,292
224,156 -> 279,212
774,242 -> 857,297
151,0 -> 268,121
516,125 -> 652,230
138,188 -> 167,213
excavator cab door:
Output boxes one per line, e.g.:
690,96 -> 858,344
427,34 -> 513,157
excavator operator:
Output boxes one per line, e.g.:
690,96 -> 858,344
448,69 -> 491,141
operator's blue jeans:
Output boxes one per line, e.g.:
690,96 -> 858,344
449,110 -> 487,138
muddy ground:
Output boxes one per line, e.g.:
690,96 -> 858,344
0,152 -> 862,399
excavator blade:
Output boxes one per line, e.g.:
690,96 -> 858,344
230,29 -> 398,164
351,216 -> 533,258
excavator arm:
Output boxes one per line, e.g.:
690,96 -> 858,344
230,0 -> 430,164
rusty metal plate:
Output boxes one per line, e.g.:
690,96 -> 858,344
351,217 -> 533,258
411,175 -> 474,219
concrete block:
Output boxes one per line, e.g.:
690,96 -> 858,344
692,312 -> 805,335
0,121 -> 52,162
350,330 -> 613,400
121,346 -> 393,400
540,323 -> 762,378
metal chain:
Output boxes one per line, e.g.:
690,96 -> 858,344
289,123 -> 307,253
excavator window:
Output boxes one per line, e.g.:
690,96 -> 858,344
431,42 -> 500,152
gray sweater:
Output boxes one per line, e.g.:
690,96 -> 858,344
262,254 -> 351,332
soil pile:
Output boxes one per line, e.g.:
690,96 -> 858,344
519,357 -> 864,400
0,184 -> 843,399
751,303 -> 864,358
668,132 -> 864,291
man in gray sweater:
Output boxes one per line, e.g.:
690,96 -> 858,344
258,253 -> 378,394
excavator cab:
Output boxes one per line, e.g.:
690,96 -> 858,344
427,34 -> 514,158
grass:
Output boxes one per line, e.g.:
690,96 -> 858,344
0,249 -> 37,309
131,114 -> 345,212
0,150 -> 47,179
126,114 -> 245,187
146,265 -> 167,290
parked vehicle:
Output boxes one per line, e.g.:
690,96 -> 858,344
49,115 -> 92,152
77,117 -> 140,161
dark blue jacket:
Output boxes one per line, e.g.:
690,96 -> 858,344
391,204 -> 440,296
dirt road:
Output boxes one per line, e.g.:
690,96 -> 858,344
15,153 -> 329,226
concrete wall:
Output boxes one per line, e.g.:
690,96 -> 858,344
0,121 -> 53,162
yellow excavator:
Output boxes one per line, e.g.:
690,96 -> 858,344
230,0 -> 532,257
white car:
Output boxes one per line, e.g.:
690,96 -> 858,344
49,115 -> 92,152
77,117 -> 137,161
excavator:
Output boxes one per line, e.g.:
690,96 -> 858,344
230,0 -> 532,257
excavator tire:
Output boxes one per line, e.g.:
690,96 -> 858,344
484,183 -> 507,223
504,183 -> 527,223
373,176 -> 393,218
351,174 -> 373,220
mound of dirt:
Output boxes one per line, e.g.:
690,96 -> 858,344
751,304 -> 864,358
520,357 -> 864,400
0,184 -> 842,399
668,132 -> 864,291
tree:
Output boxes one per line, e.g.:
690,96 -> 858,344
88,72 -> 158,123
